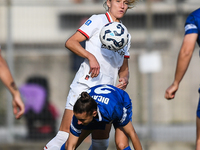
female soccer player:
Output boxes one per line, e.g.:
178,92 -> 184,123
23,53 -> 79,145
62,84 -> 142,150
44,0 -> 138,150
164,8 -> 200,150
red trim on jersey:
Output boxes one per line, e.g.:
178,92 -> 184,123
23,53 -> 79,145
106,12 -> 112,22
78,29 -> 89,39
124,55 -> 130,59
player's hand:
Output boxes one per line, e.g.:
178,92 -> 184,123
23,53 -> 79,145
116,77 -> 128,90
164,83 -> 179,100
88,55 -> 100,78
12,92 -> 25,119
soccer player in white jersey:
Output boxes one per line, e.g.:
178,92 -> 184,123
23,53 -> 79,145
61,84 -> 142,150
44,1 -> 138,150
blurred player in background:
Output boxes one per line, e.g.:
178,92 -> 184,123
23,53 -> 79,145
0,46 -> 25,119
164,8 -> 200,150
61,84 -> 142,150
44,0 -> 139,150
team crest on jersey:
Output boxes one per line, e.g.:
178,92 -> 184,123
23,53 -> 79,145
85,20 -> 92,26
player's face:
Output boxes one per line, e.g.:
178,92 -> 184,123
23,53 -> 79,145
107,0 -> 129,22
75,112 -> 94,126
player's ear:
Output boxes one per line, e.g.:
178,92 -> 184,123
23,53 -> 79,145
93,111 -> 97,117
107,0 -> 111,8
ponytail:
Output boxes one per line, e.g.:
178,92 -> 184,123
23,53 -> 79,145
73,92 -> 97,115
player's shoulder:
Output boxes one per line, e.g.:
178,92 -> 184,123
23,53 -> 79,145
190,8 -> 200,18
89,14 -> 106,24
91,13 -> 105,18
185,8 -> 200,28
186,8 -> 200,23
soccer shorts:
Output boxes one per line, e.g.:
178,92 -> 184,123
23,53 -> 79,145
113,92 -> 132,129
66,87 -> 88,110
66,61 -> 115,110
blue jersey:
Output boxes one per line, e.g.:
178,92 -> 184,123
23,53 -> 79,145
185,8 -> 200,46
70,84 -> 132,137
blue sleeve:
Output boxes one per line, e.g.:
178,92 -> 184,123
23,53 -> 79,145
70,116 -> 83,137
185,14 -> 198,35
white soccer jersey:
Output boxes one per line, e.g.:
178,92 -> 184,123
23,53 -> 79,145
66,12 -> 131,109
79,12 -> 130,69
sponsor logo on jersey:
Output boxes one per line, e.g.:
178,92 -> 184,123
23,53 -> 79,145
117,48 -> 125,56
101,45 -> 125,56
85,20 -> 92,26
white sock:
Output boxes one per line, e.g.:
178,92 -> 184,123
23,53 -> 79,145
44,131 -> 69,150
88,139 -> 109,150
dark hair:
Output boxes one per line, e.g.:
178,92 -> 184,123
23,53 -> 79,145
73,92 -> 97,116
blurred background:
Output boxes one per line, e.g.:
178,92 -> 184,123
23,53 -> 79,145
0,0 -> 200,149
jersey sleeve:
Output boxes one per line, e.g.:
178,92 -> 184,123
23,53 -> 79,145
185,14 -> 198,35
78,15 -> 101,39
70,116 -> 83,137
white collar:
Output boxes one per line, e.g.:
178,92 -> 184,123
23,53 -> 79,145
105,12 -> 113,22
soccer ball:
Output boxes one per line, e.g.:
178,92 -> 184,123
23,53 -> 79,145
99,22 -> 129,50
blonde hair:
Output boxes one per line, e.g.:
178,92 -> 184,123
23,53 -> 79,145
103,0 -> 139,10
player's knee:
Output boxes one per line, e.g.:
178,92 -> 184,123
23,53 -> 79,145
116,142 -> 129,150
89,139 -> 109,150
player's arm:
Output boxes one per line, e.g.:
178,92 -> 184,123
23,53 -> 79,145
65,132 -> 79,150
116,58 -> 129,90
0,50 -> 25,119
65,31 -> 100,78
122,122 -> 142,150
165,33 -> 197,100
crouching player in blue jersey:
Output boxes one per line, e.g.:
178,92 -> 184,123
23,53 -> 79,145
165,8 -> 200,150
60,84 -> 142,150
